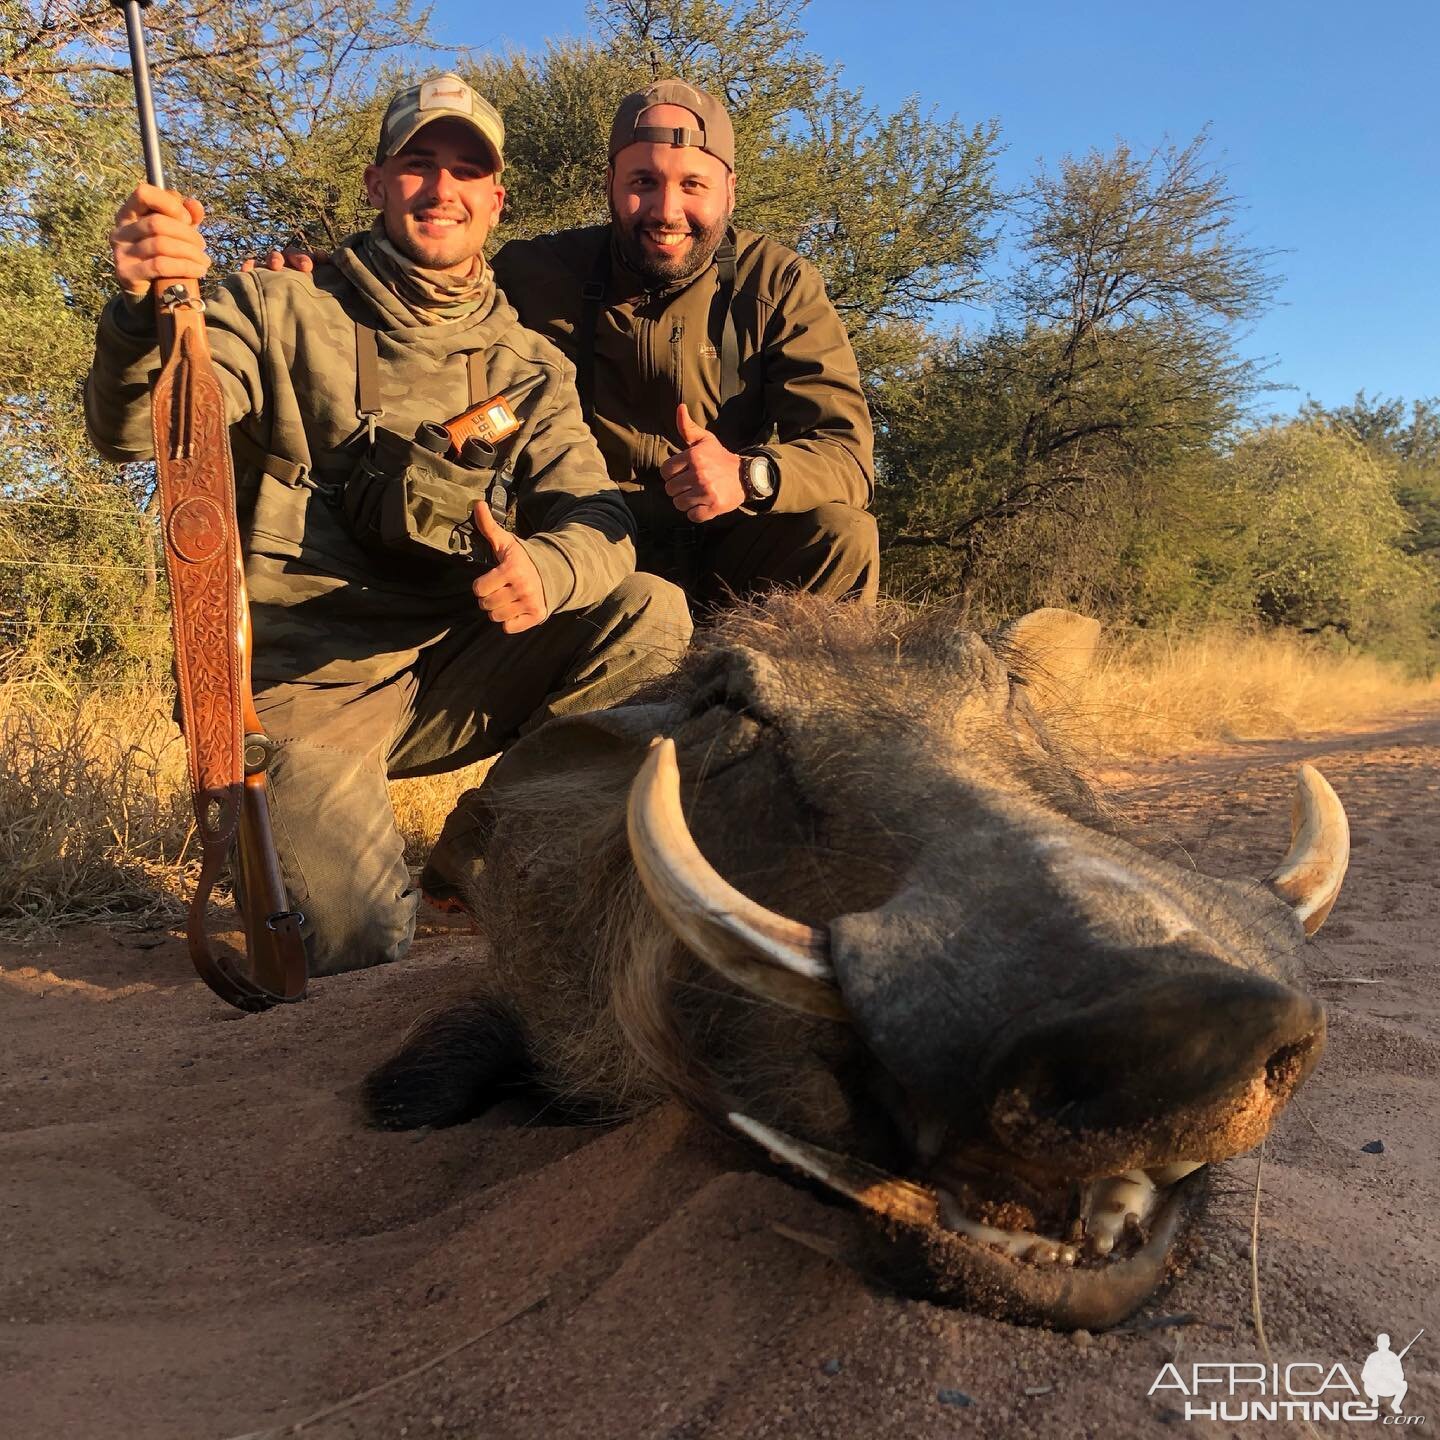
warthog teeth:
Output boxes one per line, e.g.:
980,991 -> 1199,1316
1082,1169 -> 1154,1256
628,742 -> 848,1021
1027,1239 -> 1078,1266
1268,764 -> 1350,935
728,1113 -> 1207,1270
1081,1162 -> 1205,1258
1147,1160 -> 1206,1187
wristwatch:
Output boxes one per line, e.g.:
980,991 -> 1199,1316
740,450 -> 777,509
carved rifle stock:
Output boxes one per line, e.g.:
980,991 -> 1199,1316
114,0 -> 306,1009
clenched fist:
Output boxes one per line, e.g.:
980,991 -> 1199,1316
109,183 -> 211,298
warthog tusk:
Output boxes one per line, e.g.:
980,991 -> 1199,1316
627,738 -> 849,1021
728,1112 -> 941,1227
1268,764 -> 1350,935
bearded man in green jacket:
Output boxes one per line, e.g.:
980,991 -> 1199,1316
85,73 -> 692,976
491,80 -> 880,610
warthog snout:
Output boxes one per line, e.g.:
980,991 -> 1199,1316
985,969 -> 1326,1174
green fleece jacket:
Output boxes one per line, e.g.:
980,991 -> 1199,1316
85,238 -> 635,684
492,225 -> 874,543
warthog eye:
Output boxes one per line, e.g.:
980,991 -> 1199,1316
686,646 -> 785,728
709,685 -> 763,717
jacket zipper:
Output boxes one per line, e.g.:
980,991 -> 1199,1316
670,319 -> 685,405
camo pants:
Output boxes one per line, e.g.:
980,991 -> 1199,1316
250,573 -> 692,976
634,500 -> 880,611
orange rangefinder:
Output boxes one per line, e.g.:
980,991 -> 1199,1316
441,393 -> 521,455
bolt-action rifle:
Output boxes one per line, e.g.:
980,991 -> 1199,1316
113,0 -> 306,1010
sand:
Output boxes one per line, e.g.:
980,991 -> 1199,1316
2,706 -> 1437,1439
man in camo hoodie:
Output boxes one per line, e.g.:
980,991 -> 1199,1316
85,73 -> 692,977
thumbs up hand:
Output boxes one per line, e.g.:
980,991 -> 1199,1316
470,501 -> 548,634
659,403 -> 745,523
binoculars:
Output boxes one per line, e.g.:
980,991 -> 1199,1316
414,423 -> 511,570
415,422 -> 498,472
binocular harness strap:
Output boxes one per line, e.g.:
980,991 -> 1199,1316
353,323 -> 487,424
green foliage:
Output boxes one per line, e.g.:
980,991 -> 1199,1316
0,0 -> 428,676
1224,422 -> 1436,660
0,473 -> 168,677
1288,395 -> 1440,667
1303,392 -> 1440,562
1,80 -> 138,405
1,0 -> 1433,677
0,69 -> 164,673
470,43 -> 633,237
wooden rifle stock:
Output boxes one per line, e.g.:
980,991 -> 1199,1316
114,0 -> 306,1009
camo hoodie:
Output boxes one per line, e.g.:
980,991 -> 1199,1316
84,235 -> 636,685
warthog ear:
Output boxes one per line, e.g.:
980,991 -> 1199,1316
992,609 -> 1102,696
1267,764 -> 1350,935
626,738 -> 850,1022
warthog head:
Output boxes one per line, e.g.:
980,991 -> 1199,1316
367,599 -> 1346,1330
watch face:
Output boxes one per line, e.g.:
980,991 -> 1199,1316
746,454 -> 775,500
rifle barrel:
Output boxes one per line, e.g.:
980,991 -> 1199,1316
115,0 -> 166,189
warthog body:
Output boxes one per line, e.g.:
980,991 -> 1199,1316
367,598 -> 1346,1329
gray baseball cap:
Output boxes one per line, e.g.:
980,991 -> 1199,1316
609,79 -> 735,172
375,72 -> 505,172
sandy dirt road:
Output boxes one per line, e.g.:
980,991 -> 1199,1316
2,706 -> 1437,1438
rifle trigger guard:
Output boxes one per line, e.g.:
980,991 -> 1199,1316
266,909 -> 305,931
243,732 -> 279,776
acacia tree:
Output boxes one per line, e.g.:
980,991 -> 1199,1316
875,135 -> 1277,611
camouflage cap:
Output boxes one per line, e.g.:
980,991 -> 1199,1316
375,72 -> 505,173
608,79 -> 735,173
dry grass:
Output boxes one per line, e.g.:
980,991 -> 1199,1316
388,758 -> 494,867
0,624 -> 1433,934
1061,626 -> 1437,758
0,666 -> 195,936
0,667 -> 490,937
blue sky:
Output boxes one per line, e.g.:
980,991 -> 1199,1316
428,0 -> 1438,415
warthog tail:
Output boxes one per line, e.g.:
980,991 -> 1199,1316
363,997 -> 529,1130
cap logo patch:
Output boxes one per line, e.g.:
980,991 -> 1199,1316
420,78 -> 473,114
